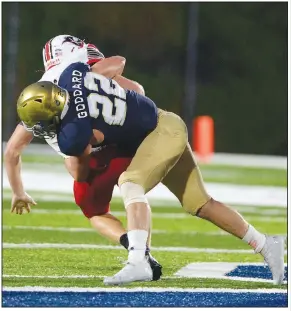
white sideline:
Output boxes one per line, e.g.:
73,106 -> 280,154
2,274 -> 182,280
3,243 -> 288,254
2,274 -> 106,279
2,286 -> 287,293
2,274 -> 287,285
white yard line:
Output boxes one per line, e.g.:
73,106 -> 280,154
3,225 -> 231,236
234,207 -> 286,215
3,225 -> 94,233
3,202 -> 286,215
4,225 -> 286,238
2,286 -> 287,293
3,191 -> 288,211
3,243 -> 288,254
3,208 -> 286,222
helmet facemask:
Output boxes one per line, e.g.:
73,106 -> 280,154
25,116 -> 61,139
86,43 -> 105,65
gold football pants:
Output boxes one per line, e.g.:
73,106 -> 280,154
118,109 -> 211,215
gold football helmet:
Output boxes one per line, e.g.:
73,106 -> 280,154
17,81 -> 68,138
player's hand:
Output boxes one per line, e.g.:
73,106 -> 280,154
11,192 -> 37,215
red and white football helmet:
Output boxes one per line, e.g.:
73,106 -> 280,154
42,34 -> 104,71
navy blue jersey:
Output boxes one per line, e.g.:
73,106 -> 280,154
57,62 -> 158,156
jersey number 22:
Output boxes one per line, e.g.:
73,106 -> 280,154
84,72 -> 127,126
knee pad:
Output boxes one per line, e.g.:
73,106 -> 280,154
120,182 -> 148,208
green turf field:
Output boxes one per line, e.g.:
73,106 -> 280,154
3,155 -> 288,290
3,197 -> 287,289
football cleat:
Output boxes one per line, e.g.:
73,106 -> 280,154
260,235 -> 285,285
103,257 -> 153,285
147,253 -> 163,281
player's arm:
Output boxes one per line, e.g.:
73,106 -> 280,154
89,48 -> 145,94
4,124 -> 37,214
57,116 -> 102,182
64,144 -> 92,182
4,124 -> 33,196
91,56 -> 126,79
113,75 -> 145,96
91,62 -> 145,95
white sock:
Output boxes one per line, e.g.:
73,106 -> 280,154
242,224 -> 266,253
127,229 -> 148,264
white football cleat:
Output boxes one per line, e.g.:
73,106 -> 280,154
104,257 -> 153,286
260,235 -> 285,285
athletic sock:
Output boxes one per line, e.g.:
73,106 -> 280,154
119,233 -> 129,250
127,229 -> 148,263
242,224 -> 266,253
120,233 -> 150,255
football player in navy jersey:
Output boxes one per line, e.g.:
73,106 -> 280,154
5,35 -> 162,281
16,58 -> 285,286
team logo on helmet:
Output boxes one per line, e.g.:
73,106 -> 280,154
62,36 -> 84,47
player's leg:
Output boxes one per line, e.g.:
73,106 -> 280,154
89,155 -> 153,251
196,201 -> 284,285
90,205 -> 151,252
74,156 -> 131,248
74,156 -> 162,280
90,214 -> 126,242
163,144 -> 285,285
163,143 -> 249,237
104,110 -> 187,285
90,211 -> 161,280
119,110 -> 187,260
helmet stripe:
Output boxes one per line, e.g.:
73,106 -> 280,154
44,40 -> 50,61
49,39 -> 53,59
44,39 -> 53,61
